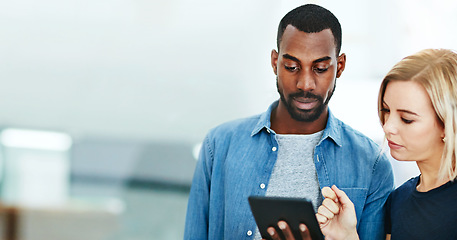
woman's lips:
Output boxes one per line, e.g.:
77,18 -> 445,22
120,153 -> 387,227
387,140 -> 403,150
293,98 -> 318,110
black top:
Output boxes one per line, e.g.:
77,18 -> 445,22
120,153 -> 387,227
385,175 -> 457,240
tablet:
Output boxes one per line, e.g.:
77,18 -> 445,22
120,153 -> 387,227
248,196 -> 324,240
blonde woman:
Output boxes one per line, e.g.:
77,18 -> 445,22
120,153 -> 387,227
314,48 -> 457,240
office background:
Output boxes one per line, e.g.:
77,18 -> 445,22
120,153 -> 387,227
0,0 -> 456,239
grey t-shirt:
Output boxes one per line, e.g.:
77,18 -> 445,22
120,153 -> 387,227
254,131 -> 324,240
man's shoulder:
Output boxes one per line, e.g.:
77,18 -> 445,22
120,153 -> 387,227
333,117 -> 381,148
329,117 -> 391,166
207,113 -> 262,137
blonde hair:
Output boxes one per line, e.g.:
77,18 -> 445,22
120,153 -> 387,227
378,49 -> 457,181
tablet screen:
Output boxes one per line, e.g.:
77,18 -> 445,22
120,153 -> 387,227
248,196 -> 324,240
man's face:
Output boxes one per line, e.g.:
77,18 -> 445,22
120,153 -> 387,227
271,26 -> 345,122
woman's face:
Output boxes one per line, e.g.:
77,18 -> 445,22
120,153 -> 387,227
381,80 -> 445,163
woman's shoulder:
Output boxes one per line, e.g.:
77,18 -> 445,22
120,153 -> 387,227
391,176 -> 420,197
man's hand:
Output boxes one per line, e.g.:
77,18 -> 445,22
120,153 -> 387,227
262,221 -> 312,240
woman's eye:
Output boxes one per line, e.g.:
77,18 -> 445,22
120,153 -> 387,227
285,65 -> 299,72
401,118 -> 413,124
380,108 -> 390,113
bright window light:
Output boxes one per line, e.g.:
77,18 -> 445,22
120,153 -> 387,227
192,142 -> 202,161
0,128 -> 72,151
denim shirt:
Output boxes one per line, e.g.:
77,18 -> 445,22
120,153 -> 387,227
184,101 -> 394,240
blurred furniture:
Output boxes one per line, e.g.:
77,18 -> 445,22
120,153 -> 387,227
0,199 -> 122,240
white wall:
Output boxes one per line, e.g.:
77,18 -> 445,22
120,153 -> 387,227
1,0 -> 456,185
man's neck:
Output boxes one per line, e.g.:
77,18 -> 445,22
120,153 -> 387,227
270,102 -> 328,135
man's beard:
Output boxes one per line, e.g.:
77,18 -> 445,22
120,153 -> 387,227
277,79 -> 335,122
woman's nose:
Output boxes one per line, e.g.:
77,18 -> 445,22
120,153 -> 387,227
382,115 -> 398,136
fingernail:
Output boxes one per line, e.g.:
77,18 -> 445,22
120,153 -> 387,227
299,224 -> 307,232
268,228 -> 275,236
278,221 -> 286,230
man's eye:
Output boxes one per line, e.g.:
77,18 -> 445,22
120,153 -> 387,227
315,67 -> 328,73
285,65 -> 299,72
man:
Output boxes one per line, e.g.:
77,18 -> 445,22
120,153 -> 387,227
184,4 -> 394,240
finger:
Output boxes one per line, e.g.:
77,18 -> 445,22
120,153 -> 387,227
315,212 -> 329,224
317,204 -> 335,220
267,226 -> 281,240
278,221 -> 295,240
299,223 -> 312,240
321,198 -> 340,215
321,186 -> 337,201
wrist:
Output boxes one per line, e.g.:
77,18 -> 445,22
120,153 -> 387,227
343,230 -> 359,240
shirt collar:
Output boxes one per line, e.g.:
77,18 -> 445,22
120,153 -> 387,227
251,100 -> 342,147
321,109 -> 342,147
251,101 -> 278,137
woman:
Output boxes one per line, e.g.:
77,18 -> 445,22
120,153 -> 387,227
317,48 -> 457,239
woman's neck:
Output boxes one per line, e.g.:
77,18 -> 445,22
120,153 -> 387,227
416,161 -> 449,192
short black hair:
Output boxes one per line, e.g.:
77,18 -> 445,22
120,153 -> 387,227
277,4 -> 342,55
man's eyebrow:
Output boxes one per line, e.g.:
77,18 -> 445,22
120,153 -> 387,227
282,54 -> 332,64
313,56 -> 331,63
282,54 -> 300,63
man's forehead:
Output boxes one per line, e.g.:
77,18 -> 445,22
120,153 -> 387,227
279,27 -> 337,61
282,25 -> 335,42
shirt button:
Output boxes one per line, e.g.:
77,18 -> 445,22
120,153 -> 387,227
247,230 -> 253,236
272,147 -> 277,152
260,183 -> 265,189
266,129 -> 271,133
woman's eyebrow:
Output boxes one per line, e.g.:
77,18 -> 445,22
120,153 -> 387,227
382,101 -> 419,116
398,109 -> 420,116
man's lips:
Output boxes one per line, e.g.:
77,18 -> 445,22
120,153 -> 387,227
387,140 -> 403,150
293,97 -> 318,110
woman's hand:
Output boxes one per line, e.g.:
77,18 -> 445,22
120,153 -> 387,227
262,185 -> 359,240
316,185 -> 359,240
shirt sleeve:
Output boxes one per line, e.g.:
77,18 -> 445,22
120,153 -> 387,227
357,153 -> 395,240
183,135 -> 213,240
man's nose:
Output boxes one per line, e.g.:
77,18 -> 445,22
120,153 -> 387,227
296,71 -> 316,92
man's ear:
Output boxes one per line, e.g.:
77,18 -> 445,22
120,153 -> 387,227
336,53 -> 346,78
271,49 -> 279,75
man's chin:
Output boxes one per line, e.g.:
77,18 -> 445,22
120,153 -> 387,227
290,108 -> 320,122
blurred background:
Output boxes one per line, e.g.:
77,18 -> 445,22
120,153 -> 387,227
0,0 -> 456,239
